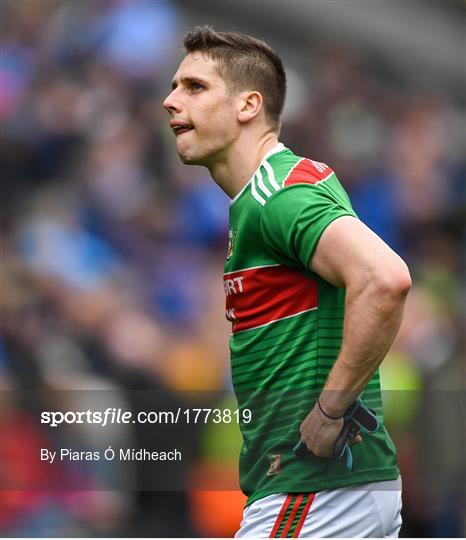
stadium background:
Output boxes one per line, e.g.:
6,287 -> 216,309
1,0 -> 464,537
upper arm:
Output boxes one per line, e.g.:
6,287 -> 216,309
310,216 -> 411,290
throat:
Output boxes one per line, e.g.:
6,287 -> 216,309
207,135 -> 280,199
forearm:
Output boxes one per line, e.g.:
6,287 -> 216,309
319,278 -> 409,417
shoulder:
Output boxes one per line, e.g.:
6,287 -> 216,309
268,147 -> 336,192
283,158 -> 335,187
259,152 -> 356,223
249,149 -> 337,208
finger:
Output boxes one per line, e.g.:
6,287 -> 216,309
348,435 -> 363,446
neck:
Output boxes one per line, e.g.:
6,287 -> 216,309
206,131 -> 279,199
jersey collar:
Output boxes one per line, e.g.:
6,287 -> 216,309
230,142 -> 286,205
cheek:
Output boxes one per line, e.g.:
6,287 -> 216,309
205,103 -> 237,138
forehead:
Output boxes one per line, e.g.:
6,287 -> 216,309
173,52 -> 223,84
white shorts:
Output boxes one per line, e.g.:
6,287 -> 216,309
235,476 -> 402,538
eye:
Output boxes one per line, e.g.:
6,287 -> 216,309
189,82 -> 204,92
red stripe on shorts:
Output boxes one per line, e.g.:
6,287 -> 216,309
270,494 -> 293,538
293,493 -> 316,538
281,494 -> 304,537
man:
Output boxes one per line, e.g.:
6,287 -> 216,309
163,26 -> 411,537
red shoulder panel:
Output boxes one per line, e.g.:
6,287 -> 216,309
284,159 -> 333,187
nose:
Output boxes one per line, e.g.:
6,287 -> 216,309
163,88 -> 181,114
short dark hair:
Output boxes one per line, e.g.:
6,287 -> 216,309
183,26 -> 286,130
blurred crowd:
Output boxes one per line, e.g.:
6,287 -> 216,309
1,0 -> 464,537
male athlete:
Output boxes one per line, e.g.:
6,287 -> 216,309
163,26 -> 411,537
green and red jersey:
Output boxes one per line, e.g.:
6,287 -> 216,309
223,143 -> 399,506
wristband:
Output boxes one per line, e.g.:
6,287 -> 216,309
317,399 -> 343,420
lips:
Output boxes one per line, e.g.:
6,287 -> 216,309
170,121 -> 194,136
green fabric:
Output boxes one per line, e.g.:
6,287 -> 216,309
260,178 -> 357,269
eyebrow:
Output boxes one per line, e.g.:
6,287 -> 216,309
171,76 -> 209,90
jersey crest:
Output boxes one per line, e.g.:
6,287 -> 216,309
266,453 -> 282,476
227,228 -> 237,260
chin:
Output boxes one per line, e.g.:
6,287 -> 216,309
176,138 -> 221,167
179,151 -> 200,165
178,147 -> 209,166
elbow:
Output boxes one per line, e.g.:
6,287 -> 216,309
389,271 -> 412,300
373,262 -> 412,300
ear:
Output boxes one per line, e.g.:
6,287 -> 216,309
237,91 -> 263,124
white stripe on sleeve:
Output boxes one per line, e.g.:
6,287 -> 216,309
263,161 -> 281,191
251,176 -> 266,205
256,168 -> 272,197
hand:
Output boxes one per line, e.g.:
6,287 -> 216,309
298,402 -> 363,458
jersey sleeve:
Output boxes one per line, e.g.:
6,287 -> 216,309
260,173 -> 358,269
